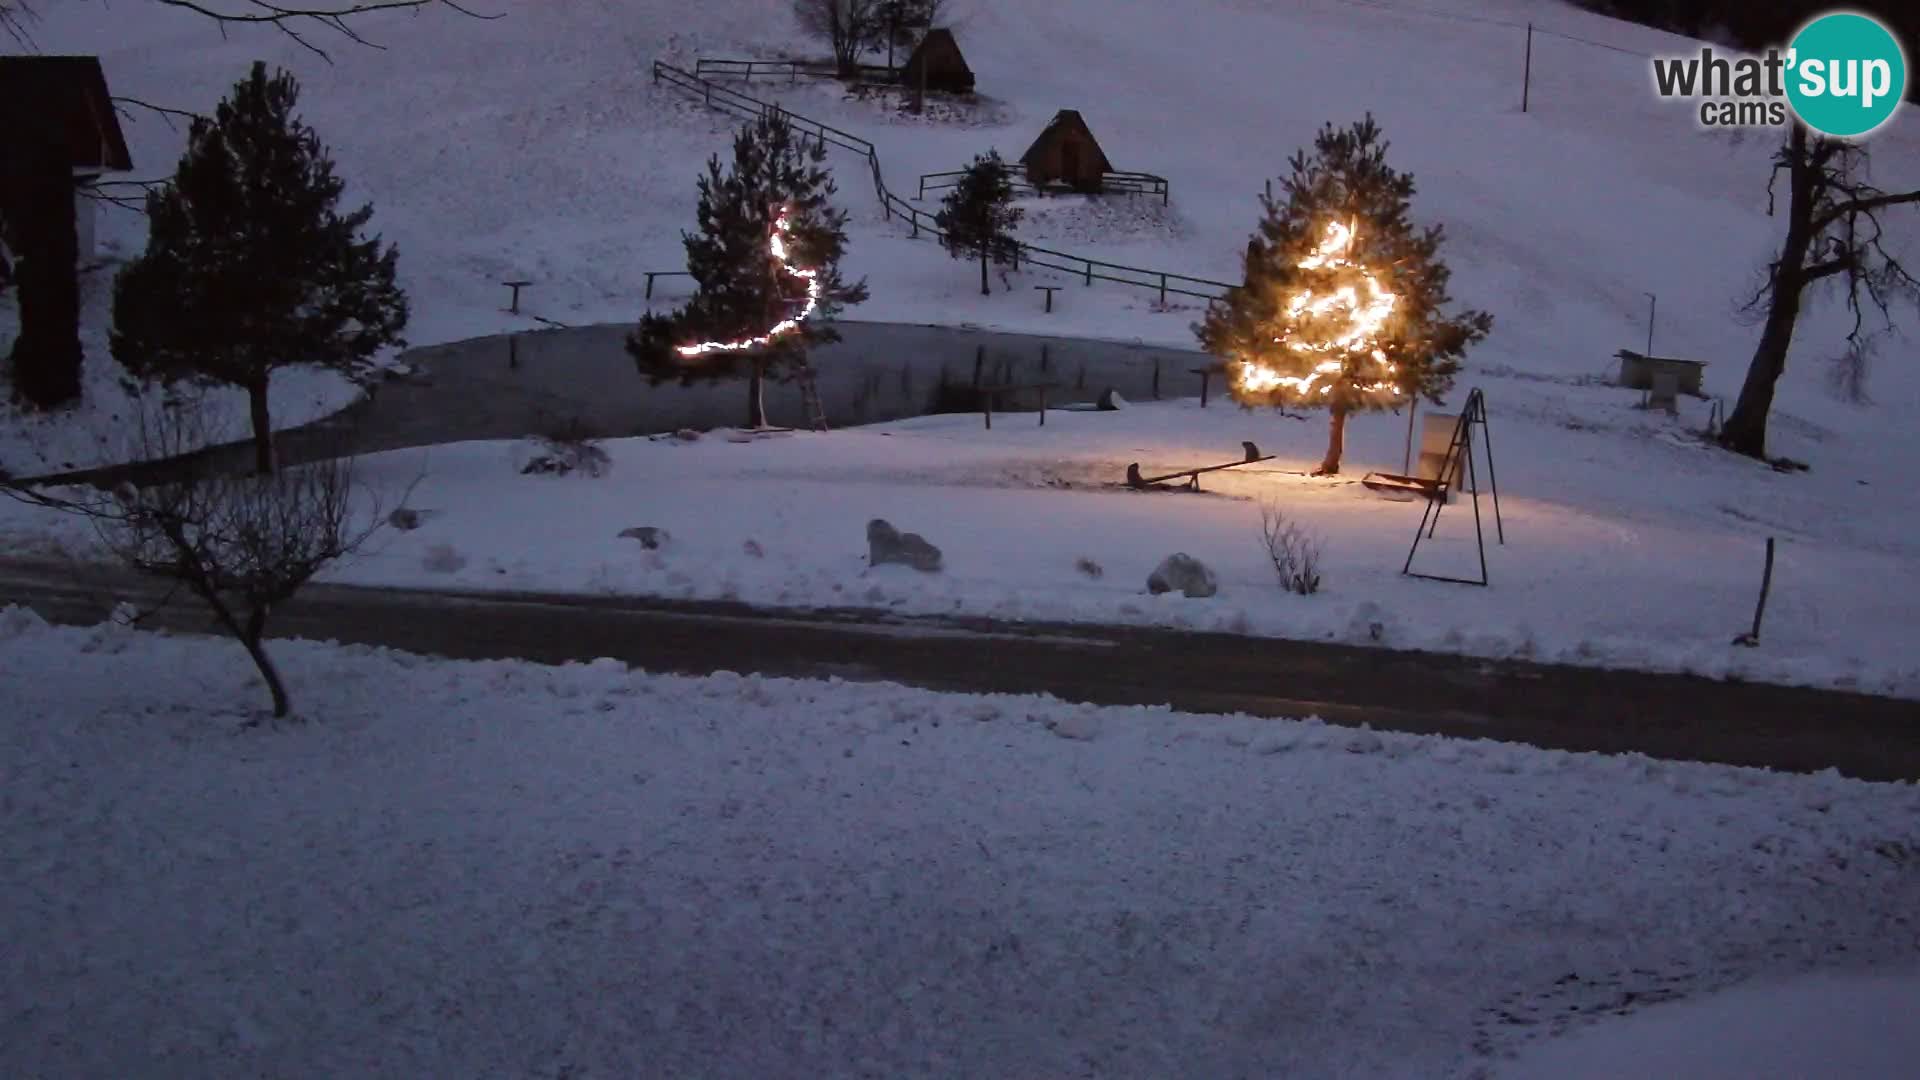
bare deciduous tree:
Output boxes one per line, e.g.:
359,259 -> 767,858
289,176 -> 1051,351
3,402 -> 404,720
1721,124 -> 1920,459
791,0 -> 883,77
1259,501 -> 1323,595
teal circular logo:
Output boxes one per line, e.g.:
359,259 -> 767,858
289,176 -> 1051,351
1786,13 -> 1907,138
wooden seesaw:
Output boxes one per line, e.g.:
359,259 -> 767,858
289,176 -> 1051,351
1125,441 -> 1275,491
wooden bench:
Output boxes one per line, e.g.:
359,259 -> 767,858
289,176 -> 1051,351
1191,362 -> 1229,407
645,270 -> 695,299
501,279 -> 532,313
977,381 -> 1060,429
1126,441 -> 1273,491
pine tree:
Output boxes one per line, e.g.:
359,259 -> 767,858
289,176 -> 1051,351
629,111 -> 867,430
111,62 -> 408,474
1197,115 -> 1491,475
935,150 -> 1023,296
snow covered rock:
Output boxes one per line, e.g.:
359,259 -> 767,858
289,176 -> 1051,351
742,539 -> 765,558
867,519 -> 943,572
619,526 -> 670,550
1097,388 -> 1128,410
422,543 -> 467,574
1147,553 -> 1217,598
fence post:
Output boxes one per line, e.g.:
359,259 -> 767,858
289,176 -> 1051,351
1522,23 -> 1534,113
1158,274 -> 1168,306
1083,261 -> 1092,286
1152,357 -> 1161,399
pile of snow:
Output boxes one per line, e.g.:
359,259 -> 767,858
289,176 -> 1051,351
1495,970 -> 1920,1078
2,607 -> 1916,1076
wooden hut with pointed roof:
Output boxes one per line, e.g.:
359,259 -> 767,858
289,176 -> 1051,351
0,55 -> 134,260
900,28 -> 974,94
1019,110 -> 1112,194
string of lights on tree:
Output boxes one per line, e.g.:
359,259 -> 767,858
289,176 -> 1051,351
1235,219 -> 1402,400
674,207 -> 822,358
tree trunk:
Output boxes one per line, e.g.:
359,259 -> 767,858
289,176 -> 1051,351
979,246 -> 990,295
1316,405 -> 1349,475
241,613 -> 291,719
1721,124 -> 1816,461
2,133 -> 83,409
746,360 -> 768,429
248,379 -> 277,474
1720,280 -> 1802,458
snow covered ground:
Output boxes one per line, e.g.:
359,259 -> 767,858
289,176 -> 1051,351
0,257 -> 371,476
3,1 -> 1916,688
1496,970 -> 1920,1079
2,606 -> 1916,1077
8,363 -> 1915,697
12,1 -> 1919,449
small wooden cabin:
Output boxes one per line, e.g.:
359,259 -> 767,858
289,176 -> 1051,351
0,56 -> 134,260
1614,349 -> 1706,397
1020,110 -> 1113,193
900,28 -> 974,94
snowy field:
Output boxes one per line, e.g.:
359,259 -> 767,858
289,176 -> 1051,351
0,261 -> 371,476
9,364 -> 1916,697
3,2 -> 1917,687
7,0 -> 1918,463
2,606 -> 1917,1077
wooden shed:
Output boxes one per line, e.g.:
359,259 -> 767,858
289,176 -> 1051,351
0,56 -> 134,260
900,28 -> 974,94
1020,110 -> 1113,193
1614,349 -> 1706,397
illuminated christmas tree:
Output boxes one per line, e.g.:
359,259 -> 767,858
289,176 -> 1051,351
1197,116 -> 1492,474
628,111 -> 867,429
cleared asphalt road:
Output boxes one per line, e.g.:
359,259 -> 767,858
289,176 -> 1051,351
2,558 -> 1915,781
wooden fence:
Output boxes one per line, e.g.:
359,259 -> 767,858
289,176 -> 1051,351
651,61 -> 1237,304
693,57 -> 901,84
917,168 -> 1170,206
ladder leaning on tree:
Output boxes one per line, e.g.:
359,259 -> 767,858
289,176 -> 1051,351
796,363 -> 829,432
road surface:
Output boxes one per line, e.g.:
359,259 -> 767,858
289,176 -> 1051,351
1,557 -> 1914,781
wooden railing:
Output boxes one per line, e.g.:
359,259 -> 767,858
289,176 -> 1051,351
916,169 -> 1041,199
650,61 -> 1238,304
695,57 -> 900,84
918,168 -> 1170,206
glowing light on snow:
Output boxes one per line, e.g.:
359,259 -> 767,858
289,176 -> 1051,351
1234,219 -> 1402,400
675,209 -> 822,358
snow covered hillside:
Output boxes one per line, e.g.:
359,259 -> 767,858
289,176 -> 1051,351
25,0 -> 1920,412
5,0 -> 1916,691
3,607 -> 1916,1077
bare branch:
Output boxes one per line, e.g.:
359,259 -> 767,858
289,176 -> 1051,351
1814,190 -> 1920,233
112,95 -> 207,132
3,398 -> 404,719
154,0 -> 501,62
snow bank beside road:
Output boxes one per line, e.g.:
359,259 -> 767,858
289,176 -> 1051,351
2,607 -> 1916,1076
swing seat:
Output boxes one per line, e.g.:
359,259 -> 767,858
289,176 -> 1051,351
1361,472 -> 1448,501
